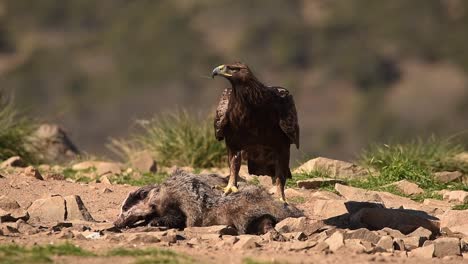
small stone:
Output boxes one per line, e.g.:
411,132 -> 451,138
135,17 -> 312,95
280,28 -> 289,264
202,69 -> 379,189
274,217 -> 307,233
325,231 -> 344,252
313,241 -> 330,252
443,191 -> 468,203
100,188 -> 113,194
384,180 -> 424,195
0,156 -> 25,169
233,236 -> 260,250
434,171 -> 463,183
408,227 -> 432,240
344,239 -> 368,254
376,236 -> 394,252
22,166 -> 44,180
297,178 -> 344,189
381,227 -> 406,239
402,236 -> 425,250
99,175 -> 112,185
433,237 -> 461,258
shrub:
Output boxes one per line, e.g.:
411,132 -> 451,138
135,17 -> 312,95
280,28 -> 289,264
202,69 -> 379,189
110,110 -> 226,168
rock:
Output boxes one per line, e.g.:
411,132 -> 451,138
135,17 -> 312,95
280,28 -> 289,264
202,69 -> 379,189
160,229 -> 178,244
100,188 -> 112,194
297,178 -> 345,189
274,217 -> 307,233
72,161 -> 122,176
99,175 -> 112,185
439,210 -> 468,236
402,236 -> 425,250
454,152 -> 468,163
447,225 -> 468,236
216,236 -> 239,247
312,199 -> 348,219
411,244 -> 434,259
0,195 -> 20,210
21,166 -> 44,180
288,241 -> 317,251
384,180 -> 424,195
422,199 -> 451,212
344,239 -> 370,254
393,239 -> 405,251
294,157 -> 370,178
283,232 -> 307,241
380,227 -> 405,239
434,171 -> 464,183
313,241 -> 330,252
0,196 -> 29,222
29,124 -> 79,163
408,227 -> 432,240
28,196 -> 66,223
344,228 -> 381,244
350,207 -> 439,235
233,236 -> 260,250
0,156 -> 26,169
443,191 -> 468,203
335,184 -> 383,203
325,231 -> 345,252
44,173 -> 65,181
376,236 -> 394,252
129,233 -> 162,244
130,151 -> 157,173
63,195 -> 94,222
433,237 -> 461,258
184,225 -> 238,238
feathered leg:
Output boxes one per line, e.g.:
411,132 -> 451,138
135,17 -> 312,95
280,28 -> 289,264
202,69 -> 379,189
224,150 -> 241,194
275,151 -> 289,204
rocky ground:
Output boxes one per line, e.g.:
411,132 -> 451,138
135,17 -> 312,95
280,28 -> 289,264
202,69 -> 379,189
0,156 -> 468,263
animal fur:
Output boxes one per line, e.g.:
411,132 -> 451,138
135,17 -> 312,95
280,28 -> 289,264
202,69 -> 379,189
114,169 -> 303,234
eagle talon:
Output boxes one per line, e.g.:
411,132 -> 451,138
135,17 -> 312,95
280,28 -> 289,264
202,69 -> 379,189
223,185 -> 239,195
279,197 -> 288,205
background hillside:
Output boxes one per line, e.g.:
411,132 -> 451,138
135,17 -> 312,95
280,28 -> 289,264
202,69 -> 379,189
1,0 -> 468,162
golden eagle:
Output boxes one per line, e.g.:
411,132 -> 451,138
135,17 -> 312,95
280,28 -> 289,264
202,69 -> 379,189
212,62 -> 299,202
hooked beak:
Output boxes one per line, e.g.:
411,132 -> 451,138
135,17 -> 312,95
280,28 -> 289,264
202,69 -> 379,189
211,65 -> 232,78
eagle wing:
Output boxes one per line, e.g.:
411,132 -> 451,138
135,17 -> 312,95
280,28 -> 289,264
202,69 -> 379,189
274,87 -> 300,149
214,88 -> 231,141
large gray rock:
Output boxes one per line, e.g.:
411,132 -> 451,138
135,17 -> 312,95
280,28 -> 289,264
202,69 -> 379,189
28,196 -> 66,223
294,157 -> 370,179
29,124 -> 79,163
432,237 -> 461,258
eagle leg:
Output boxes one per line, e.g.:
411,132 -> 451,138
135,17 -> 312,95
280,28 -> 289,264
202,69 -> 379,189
275,158 -> 289,205
224,150 -> 241,195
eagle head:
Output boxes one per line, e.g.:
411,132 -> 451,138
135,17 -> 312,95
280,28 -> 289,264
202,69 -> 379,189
211,62 -> 252,82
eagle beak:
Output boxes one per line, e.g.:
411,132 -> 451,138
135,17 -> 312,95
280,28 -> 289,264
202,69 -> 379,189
211,65 -> 231,78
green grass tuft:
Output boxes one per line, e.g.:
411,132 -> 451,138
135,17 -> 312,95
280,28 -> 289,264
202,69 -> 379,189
0,90 -> 39,164
289,169 -> 331,188
109,110 -> 226,169
108,248 -> 192,264
112,172 -> 169,186
452,203 -> 468,210
0,243 -> 94,264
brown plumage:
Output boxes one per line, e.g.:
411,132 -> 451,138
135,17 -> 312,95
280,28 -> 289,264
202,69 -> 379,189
212,62 -> 300,201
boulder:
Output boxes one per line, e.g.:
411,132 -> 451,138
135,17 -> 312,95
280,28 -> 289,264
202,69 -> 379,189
325,231 -> 345,252
0,156 -> 25,169
384,180 -> 423,195
310,191 -> 344,200
184,226 -> 238,238
350,207 -> 439,235
294,157 -> 370,179
335,184 -> 383,203
410,244 -> 434,259
233,235 -> 261,250
28,196 -> 66,223
443,190 -> 468,203
130,151 -> 157,173
344,239 -> 370,254
29,124 -> 79,163
376,236 -> 394,252
275,217 -> 307,233
439,210 -> 468,231
63,195 -> 94,222
432,237 -> 461,258
402,236 -> 425,250
297,178 -> 345,189
422,199 -> 451,212
433,171 -> 463,183
408,227 -> 432,240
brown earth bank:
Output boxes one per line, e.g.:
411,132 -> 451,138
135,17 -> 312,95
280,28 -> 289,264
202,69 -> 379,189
1,161 -> 468,263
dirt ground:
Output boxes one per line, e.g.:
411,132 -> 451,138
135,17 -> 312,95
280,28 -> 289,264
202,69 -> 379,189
0,173 -> 467,264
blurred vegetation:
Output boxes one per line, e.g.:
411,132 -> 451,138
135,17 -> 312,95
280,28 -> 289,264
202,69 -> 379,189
0,89 -> 39,163
1,0 -> 468,158
109,110 -> 226,168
